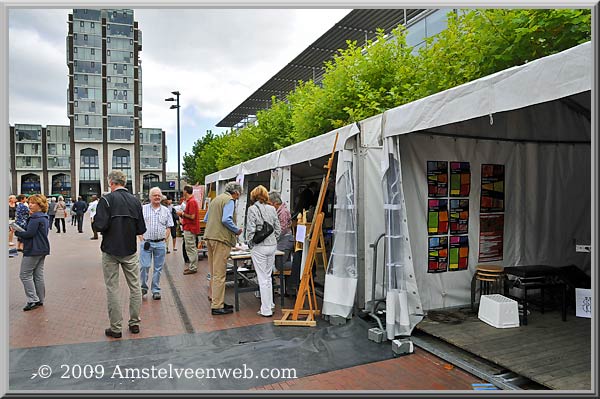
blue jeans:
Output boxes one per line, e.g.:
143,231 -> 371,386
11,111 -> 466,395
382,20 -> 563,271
139,240 -> 166,293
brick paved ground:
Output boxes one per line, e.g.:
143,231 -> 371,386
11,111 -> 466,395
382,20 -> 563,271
8,215 -> 484,390
253,349 -> 480,390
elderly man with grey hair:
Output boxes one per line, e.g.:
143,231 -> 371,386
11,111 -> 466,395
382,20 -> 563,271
93,170 -> 146,338
203,181 -> 243,315
138,187 -> 173,300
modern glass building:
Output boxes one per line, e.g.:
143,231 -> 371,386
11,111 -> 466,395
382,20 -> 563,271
9,8 -> 167,199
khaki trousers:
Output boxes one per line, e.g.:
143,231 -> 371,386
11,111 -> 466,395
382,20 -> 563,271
207,239 -> 230,309
183,230 -> 198,271
102,252 -> 142,333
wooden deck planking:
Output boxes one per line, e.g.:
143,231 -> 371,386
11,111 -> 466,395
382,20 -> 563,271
547,372 -> 592,390
416,310 -> 591,390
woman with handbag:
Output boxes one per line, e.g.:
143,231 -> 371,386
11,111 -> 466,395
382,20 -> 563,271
246,185 -> 281,317
11,194 -> 50,311
53,196 -> 67,233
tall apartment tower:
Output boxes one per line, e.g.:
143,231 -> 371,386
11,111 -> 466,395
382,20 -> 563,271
66,8 -> 166,198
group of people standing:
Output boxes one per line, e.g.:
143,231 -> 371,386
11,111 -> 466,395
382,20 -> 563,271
9,170 -> 299,337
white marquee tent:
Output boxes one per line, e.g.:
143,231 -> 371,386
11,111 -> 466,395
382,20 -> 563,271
206,41 -> 593,338
375,41 -> 592,336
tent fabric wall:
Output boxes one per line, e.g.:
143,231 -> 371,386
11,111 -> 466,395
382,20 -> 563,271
323,146 -> 358,318
382,139 -> 424,337
397,134 -> 590,311
382,42 -> 591,141
357,114 -> 387,308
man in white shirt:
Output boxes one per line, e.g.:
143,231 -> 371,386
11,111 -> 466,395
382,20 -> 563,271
138,187 -> 174,300
88,195 -> 99,240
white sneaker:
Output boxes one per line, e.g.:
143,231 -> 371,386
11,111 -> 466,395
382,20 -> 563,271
257,310 -> 273,317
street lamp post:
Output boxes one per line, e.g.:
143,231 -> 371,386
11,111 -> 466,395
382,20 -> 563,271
165,91 -> 181,200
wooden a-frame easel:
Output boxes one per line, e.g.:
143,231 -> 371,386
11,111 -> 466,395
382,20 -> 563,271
274,132 -> 338,327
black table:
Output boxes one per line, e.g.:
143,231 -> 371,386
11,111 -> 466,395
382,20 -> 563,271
230,250 -> 285,312
503,265 -> 567,325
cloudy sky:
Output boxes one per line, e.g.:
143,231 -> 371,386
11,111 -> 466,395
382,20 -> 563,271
8,8 -> 351,172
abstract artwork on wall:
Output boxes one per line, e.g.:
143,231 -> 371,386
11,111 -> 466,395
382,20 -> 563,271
450,161 -> 470,197
428,236 -> 448,273
427,161 -> 448,197
450,199 -> 469,234
428,199 -> 448,235
449,235 -> 469,271
480,164 -> 505,213
478,213 -> 504,261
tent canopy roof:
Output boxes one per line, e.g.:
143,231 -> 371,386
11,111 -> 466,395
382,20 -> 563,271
382,41 -> 592,142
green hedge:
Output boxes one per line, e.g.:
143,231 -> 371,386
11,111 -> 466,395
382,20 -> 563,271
186,8 -> 591,184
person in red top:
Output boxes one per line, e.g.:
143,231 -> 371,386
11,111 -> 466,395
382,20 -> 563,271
177,185 -> 200,274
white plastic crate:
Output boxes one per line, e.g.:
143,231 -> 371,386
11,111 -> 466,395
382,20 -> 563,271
478,294 -> 520,328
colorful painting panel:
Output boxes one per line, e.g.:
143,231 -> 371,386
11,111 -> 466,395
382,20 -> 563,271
449,235 -> 469,271
427,161 -> 448,197
428,199 -> 448,235
428,236 -> 448,273
480,164 -> 505,213
450,199 -> 469,234
478,214 -> 504,262
450,162 -> 471,197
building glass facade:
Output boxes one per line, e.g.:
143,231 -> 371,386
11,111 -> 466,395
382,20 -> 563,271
9,8 -> 166,199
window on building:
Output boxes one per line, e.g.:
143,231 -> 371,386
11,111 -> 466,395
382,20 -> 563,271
90,48 -> 95,55
74,33 -> 77,40
74,47 -> 78,53
107,50 -> 111,56
107,37 -> 111,43
80,148 -> 99,181
123,64 -> 127,70
91,22 -> 95,28
107,102 -> 111,108
113,149 -> 131,177
123,77 -> 127,83
74,101 -> 78,107
123,103 -> 127,109
107,76 -> 111,82
84,34 -> 88,41
129,39 -> 133,45
80,21 -> 84,27
143,174 -> 159,189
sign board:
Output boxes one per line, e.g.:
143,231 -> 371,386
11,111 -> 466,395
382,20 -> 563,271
575,288 -> 592,318
192,185 -> 204,209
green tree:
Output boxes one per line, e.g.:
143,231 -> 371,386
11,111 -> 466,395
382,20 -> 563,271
182,130 -> 217,184
192,8 -> 591,181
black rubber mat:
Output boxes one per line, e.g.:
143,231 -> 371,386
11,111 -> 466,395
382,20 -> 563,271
10,318 -> 395,390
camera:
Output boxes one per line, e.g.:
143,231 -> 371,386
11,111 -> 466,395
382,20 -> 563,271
143,241 -> 151,251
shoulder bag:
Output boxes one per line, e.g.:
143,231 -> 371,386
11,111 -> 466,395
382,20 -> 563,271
251,203 -> 274,244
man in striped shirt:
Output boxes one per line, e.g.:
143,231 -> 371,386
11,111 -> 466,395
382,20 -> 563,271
138,187 -> 174,300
